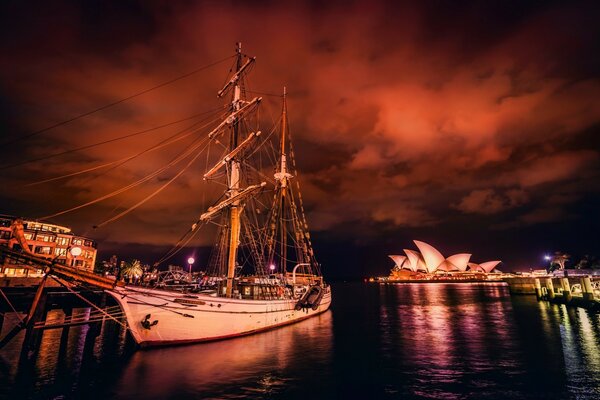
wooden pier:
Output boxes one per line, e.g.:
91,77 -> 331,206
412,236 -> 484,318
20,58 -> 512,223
0,285 -> 128,363
504,275 -> 600,309
0,245 -> 131,363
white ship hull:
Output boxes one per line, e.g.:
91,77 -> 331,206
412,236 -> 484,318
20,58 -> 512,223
108,286 -> 332,347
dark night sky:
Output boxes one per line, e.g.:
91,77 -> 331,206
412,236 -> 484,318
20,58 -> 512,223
0,0 -> 599,278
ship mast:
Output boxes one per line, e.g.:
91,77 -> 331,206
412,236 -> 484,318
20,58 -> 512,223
280,88 -> 288,275
226,43 -> 243,297
274,87 -> 293,275
197,43 -> 260,294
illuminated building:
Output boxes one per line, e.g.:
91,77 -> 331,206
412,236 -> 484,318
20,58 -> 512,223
0,214 -> 97,276
388,240 -> 501,279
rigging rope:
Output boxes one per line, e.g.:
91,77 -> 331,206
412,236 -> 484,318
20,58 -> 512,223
77,111 -> 228,187
50,276 -> 129,329
154,221 -> 206,266
38,134 -> 211,220
3,106 -> 226,171
1,55 -> 235,147
0,288 -> 24,324
93,139 -> 211,228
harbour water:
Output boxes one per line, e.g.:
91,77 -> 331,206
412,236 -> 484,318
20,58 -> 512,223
2,282 -> 600,399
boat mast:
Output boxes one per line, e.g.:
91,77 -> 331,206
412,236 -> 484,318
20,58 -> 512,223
275,87 -> 293,276
226,43 -> 243,297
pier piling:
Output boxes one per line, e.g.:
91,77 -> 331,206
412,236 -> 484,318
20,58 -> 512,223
505,274 -> 600,309
581,277 -> 594,301
561,278 -> 572,302
534,279 -> 542,299
59,307 -> 73,353
545,278 -> 555,300
20,291 -> 48,360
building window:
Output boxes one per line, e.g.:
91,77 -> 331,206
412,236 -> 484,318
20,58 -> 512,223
0,231 -> 10,240
56,237 -> 69,246
37,234 -> 56,242
55,248 -> 67,256
24,233 -> 33,240
75,260 -> 84,267
72,238 -> 83,246
84,240 -> 93,247
35,246 -> 52,255
28,222 -> 43,231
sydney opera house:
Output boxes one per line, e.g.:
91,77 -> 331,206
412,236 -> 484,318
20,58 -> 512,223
387,240 -> 502,281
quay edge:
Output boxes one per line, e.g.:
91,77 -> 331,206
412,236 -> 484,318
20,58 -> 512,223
504,275 -> 600,309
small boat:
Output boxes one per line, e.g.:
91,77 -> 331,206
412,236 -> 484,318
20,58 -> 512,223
295,285 -> 325,311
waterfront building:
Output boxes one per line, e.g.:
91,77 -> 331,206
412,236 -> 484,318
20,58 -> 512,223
0,214 -> 97,276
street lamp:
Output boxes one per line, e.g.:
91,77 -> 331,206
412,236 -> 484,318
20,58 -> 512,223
70,246 -> 82,267
269,264 -> 276,273
187,257 -> 195,275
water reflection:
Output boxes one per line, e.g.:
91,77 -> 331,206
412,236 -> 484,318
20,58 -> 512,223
377,284 -> 526,398
2,283 -> 600,399
554,305 -> 600,398
113,311 -> 333,399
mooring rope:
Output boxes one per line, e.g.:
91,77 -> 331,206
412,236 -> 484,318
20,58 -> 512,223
0,287 -> 24,324
50,276 -> 129,329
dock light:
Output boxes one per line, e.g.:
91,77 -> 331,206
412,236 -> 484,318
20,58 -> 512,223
269,264 -> 276,272
187,257 -> 195,274
70,247 -> 82,257
544,255 -> 551,261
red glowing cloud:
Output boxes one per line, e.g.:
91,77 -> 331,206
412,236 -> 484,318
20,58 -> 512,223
0,0 -> 598,256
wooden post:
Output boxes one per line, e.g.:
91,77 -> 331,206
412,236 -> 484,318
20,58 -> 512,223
59,306 -> 73,355
0,274 -> 49,350
545,278 -> 555,300
83,307 -> 101,356
20,290 -> 48,360
581,277 -> 594,301
30,304 -> 49,356
534,278 -> 542,299
561,278 -> 572,303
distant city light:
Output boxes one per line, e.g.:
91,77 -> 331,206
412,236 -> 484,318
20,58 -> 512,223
544,255 -> 551,261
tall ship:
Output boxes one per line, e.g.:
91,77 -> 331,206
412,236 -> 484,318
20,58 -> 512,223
106,44 -> 331,346
0,44 -> 331,348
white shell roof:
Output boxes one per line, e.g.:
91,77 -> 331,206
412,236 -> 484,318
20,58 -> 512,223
403,249 -> 426,272
446,253 -> 472,272
390,243 -> 500,274
388,255 -> 407,269
413,240 -> 445,273
467,262 -> 484,272
479,261 -> 501,273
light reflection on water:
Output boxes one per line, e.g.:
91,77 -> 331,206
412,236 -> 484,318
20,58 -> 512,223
113,310 -> 333,399
1,282 -> 600,399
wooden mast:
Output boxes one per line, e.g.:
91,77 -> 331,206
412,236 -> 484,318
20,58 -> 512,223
280,88 -> 288,276
274,87 -> 294,276
226,43 -> 243,297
